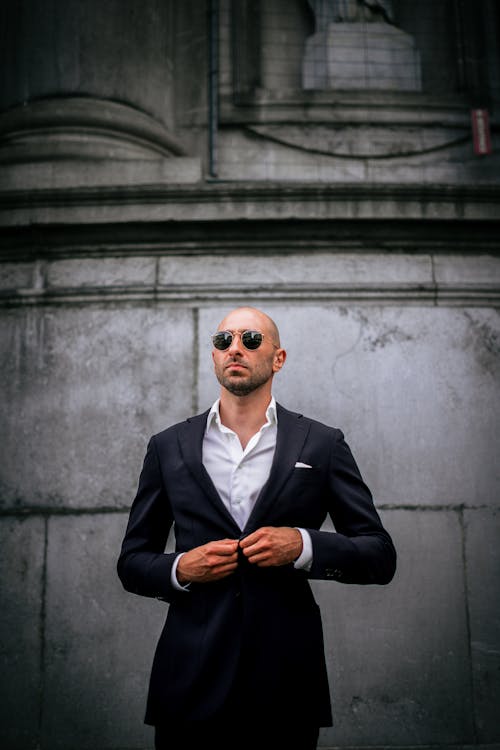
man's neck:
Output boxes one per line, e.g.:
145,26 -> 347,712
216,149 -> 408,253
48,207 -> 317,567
218,388 -> 273,449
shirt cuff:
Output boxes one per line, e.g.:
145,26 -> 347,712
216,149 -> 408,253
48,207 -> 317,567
293,528 -> 313,572
171,552 -> 191,591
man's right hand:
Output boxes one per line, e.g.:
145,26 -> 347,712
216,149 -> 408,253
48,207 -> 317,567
176,539 -> 239,585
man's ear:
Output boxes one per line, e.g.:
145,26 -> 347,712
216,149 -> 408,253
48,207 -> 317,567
272,348 -> 286,373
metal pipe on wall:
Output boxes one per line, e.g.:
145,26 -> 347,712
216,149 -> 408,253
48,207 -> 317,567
208,0 -> 219,178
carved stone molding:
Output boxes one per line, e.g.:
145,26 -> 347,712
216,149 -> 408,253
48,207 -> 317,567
0,97 -> 187,164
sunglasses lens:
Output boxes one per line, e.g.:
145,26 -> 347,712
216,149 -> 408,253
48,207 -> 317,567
212,332 -> 232,350
241,331 -> 263,350
212,330 -> 265,350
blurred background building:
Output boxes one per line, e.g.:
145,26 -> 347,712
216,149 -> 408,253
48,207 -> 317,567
0,1 -> 499,748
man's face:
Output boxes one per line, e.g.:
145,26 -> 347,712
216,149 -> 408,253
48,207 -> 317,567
212,309 -> 284,397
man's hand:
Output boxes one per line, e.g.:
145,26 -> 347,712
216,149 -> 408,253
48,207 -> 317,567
239,526 -> 303,567
176,539 -> 239,585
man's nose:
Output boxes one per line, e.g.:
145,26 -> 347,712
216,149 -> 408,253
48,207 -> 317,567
227,332 -> 244,354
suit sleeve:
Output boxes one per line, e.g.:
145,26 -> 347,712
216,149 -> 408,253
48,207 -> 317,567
117,436 -> 180,602
307,429 -> 397,585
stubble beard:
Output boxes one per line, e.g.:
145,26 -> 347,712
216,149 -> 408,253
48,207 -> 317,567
216,363 -> 272,396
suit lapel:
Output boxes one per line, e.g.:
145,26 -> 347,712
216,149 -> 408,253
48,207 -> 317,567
177,412 -> 240,533
243,403 -> 310,533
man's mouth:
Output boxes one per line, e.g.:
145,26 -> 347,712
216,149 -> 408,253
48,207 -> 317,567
225,361 -> 247,371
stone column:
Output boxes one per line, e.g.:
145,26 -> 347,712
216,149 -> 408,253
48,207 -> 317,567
0,0 -> 201,185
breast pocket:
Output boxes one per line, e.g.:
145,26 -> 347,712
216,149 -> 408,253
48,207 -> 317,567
286,468 -> 326,499
274,468 -> 327,525
291,467 -> 322,483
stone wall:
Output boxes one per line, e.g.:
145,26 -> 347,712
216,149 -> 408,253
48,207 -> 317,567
1,213 -> 499,749
1,1 -> 500,749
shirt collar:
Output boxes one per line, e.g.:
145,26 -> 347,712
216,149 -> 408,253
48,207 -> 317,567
206,396 -> 277,435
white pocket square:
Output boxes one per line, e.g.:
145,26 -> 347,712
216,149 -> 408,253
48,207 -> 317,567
294,461 -> 312,469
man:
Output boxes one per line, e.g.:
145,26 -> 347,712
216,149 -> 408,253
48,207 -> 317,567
117,306 -> 396,750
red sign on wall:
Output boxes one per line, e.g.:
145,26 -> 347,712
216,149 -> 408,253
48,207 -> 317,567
471,109 -> 492,155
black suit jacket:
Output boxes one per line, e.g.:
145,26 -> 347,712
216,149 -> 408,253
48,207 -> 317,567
117,403 -> 396,727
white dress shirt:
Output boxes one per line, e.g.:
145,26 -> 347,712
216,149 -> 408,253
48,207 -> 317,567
203,396 -> 278,529
171,397 -> 312,589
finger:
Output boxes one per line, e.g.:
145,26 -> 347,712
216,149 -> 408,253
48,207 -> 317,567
211,561 -> 238,574
241,534 -> 269,555
209,540 -> 239,555
239,529 -> 265,548
206,561 -> 239,580
244,544 -> 269,561
221,537 -> 240,546
213,555 -> 239,568
241,542 -> 261,558
246,551 -> 272,566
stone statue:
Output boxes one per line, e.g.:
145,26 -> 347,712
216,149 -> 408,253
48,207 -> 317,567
308,0 -> 394,26
303,0 -> 422,91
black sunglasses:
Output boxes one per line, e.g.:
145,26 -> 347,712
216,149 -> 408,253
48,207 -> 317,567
212,329 -> 277,351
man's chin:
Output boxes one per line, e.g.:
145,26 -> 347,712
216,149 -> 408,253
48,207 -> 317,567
216,369 -> 270,396
223,380 -> 253,396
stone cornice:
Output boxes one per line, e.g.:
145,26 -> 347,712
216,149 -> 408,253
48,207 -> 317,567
1,181 -> 500,228
1,284 -> 498,309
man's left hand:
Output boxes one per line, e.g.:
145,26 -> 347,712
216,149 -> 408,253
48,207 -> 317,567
239,526 -> 303,567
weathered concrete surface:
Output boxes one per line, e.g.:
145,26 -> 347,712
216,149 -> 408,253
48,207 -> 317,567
1,253 -> 499,309
1,0 -> 176,130
42,513 -> 164,749
303,23 -> 422,92
158,253 -> 434,288
216,129 -> 500,185
46,257 -> 157,289
465,508 -> 500,743
0,157 -> 202,191
317,509 -> 473,747
199,305 -> 500,507
0,306 -> 194,509
0,1 -> 499,749
0,261 -> 35,290
434,255 -> 500,289
2,184 -> 500,227
0,516 -> 45,750
1,282 -> 499,750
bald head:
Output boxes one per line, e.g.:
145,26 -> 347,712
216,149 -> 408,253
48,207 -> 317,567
217,306 -> 281,347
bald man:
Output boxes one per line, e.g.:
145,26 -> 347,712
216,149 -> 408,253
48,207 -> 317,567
118,306 -> 396,750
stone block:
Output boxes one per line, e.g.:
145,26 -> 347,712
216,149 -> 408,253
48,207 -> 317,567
0,306 -> 194,508
0,262 -> 35,290
465,508 -> 500,742
316,509 -> 473,747
198,305 -> 500,506
218,130 -> 368,183
0,516 -> 45,750
0,157 -> 202,192
303,23 -> 422,91
434,255 -> 500,288
46,257 -> 156,289
42,513 -> 165,749
158,253 -> 431,289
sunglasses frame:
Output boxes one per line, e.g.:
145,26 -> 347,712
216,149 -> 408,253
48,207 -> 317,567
211,329 -> 278,351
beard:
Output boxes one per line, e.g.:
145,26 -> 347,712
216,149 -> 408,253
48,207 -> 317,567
215,360 -> 273,396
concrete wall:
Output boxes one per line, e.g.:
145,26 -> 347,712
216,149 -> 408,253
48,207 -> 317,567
1,2 -> 500,749
1,249 -> 499,750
